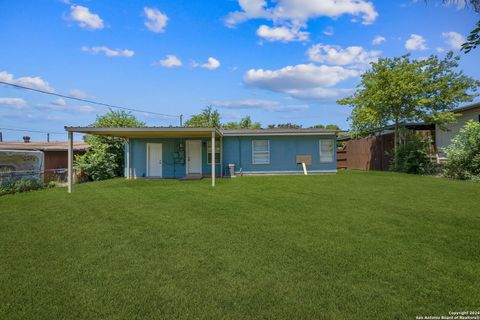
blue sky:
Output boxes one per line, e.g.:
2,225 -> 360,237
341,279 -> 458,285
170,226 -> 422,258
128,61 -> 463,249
0,0 -> 479,141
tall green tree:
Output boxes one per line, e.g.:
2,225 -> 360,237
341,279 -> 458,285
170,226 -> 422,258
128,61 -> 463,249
75,110 -> 145,181
184,106 -> 221,128
338,53 -> 479,166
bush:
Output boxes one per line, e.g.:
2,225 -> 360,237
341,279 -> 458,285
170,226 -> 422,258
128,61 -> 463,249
391,133 -> 434,175
443,120 -> 480,181
75,143 -> 119,181
0,178 -> 47,196
74,110 -> 144,181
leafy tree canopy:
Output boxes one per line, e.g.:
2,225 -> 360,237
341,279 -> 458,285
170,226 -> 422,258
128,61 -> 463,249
184,106 -> 221,128
223,116 -> 261,129
75,110 -> 145,180
338,53 -> 478,167
310,124 -> 342,130
338,53 -> 479,139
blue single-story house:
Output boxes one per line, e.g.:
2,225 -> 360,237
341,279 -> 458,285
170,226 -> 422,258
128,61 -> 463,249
64,127 -> 340,191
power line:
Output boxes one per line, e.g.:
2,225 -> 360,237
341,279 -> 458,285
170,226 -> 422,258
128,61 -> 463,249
0,81 -> 180,119
0,127 -> 65,135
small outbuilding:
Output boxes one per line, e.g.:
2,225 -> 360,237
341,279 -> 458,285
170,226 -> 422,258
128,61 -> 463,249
0,141 -> 89,181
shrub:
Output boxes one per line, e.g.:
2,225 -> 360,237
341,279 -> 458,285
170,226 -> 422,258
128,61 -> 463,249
443,120 -> 480,181
74,110 -> 144,181
0,178 -> 47,196
75,143 -> 119,181
391,132 -> 434,175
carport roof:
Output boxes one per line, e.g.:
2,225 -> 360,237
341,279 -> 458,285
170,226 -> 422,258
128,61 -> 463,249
64,127 -> 222,138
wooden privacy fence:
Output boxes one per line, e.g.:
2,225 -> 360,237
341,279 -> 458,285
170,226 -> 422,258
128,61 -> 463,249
337,134 -> 394,171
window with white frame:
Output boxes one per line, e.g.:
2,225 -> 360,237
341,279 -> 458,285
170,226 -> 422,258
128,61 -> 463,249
252,140 -> 270,164
319,139 -> 334,163
207,140 -> 220,164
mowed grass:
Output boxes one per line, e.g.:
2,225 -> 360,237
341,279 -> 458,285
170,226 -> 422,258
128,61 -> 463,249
0,171 -> 479,320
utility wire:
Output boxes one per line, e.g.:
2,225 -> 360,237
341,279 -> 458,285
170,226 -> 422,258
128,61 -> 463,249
0,81 -> 180,119
0,127 -> 65,135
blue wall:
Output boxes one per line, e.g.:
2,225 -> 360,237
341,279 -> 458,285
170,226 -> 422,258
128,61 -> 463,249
126,135 -> 337,178
127,138 -> 220,178
222,135 -> 337,174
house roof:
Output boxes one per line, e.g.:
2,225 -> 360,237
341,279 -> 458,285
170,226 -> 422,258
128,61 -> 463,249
452,101 -> 480,113
221,128 -> 341,136
65,127 -> 222,138
64,126 -> 340,137
0,141 -> 90,151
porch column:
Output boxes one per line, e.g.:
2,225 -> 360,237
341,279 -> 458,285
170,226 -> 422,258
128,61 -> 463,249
67,131 -> 73,193
211,131 -> 215,187
220,135 -> 223,178
125,138 -> 130,179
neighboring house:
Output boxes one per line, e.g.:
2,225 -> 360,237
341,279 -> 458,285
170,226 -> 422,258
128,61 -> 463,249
0,141 -> 89,181
435,102 -> 480,159
64,127 -> 340,191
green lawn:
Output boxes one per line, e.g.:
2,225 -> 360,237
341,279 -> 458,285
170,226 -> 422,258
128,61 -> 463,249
0,171 -> 479,320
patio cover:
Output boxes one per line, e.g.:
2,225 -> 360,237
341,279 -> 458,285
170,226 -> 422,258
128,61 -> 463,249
64,127 -> 223,192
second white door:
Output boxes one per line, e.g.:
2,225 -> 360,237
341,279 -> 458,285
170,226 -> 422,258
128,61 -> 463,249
186,140 -> 202,174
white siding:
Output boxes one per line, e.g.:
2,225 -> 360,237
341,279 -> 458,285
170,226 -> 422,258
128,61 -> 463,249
436,107 -> 480,157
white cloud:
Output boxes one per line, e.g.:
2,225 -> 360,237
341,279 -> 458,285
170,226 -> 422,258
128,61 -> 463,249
144,7 -> 168,33
0,97 -> 27,109
81,46 -> 135,58
436,47 -> 445,53
213,99 -> 308,112
52,98 -> 67,106
0,71 -> 55,93
69,5 -> 104,30
244,64 -> 358,100
75,105 -> 95,113
372,35 -> 386,45
442,31 -> 465,49
225,0 -> 379,27
256,25 -> 309,42
157,55 -> 182,68
281,87 -> 353,100
68,89 -> 90,99
405,34 -> 428,51
39,101 -> 95,113
307,44 -> 381,66
193,57 -> 221,70
323,26 -> 334,36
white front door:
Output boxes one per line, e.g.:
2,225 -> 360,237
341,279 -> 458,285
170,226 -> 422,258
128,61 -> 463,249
186,140 -> 202,174
147,143 -> 163,177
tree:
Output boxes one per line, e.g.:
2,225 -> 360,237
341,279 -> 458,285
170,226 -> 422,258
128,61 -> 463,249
338,53 -> 479,167
390,131 -> 434,175
184,106 -> 221,128
267,123 -> 302,129
443,120 -> 480,180
463,20 -> 480,53
75,110 -> 145,181
311,124 -> 341,130
223,116 -> 261,129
